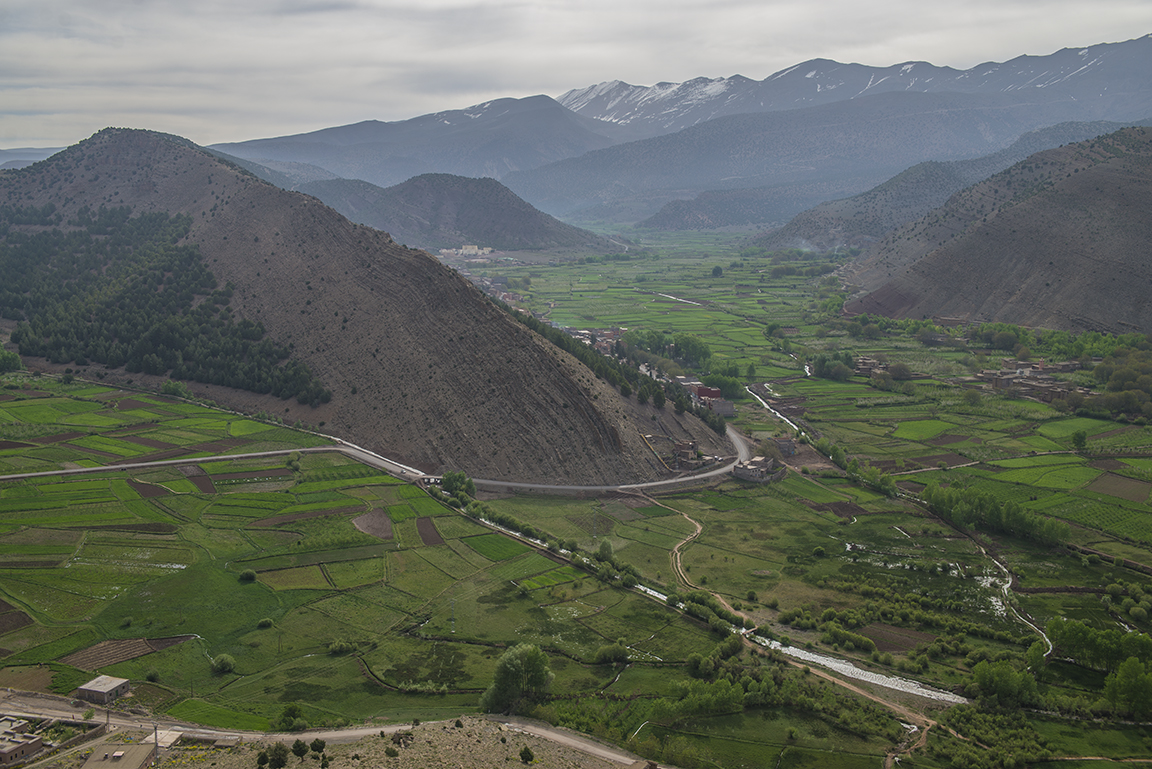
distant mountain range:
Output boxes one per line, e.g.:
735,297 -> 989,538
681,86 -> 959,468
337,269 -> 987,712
211,95 -> 629,191
200,34 -> 1152,224
559,36 -> 1152,136
504,89 -> 1133,220
7,35 -> 1151,229
842,126 -> 1152,335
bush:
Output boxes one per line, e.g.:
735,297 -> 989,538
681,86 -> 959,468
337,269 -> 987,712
593,643 -> 629,665
212,654 -> 236,674
239,569 -> 257,582
328,639 -> 357,655
384,747 -> 399,758
257,618 -> 274,629
520,746 -> 534,764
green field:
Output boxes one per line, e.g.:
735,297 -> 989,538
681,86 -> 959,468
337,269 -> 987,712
4,227 -> 1152,768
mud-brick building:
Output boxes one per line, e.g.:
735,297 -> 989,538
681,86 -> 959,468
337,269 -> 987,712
77,675 -> 130,705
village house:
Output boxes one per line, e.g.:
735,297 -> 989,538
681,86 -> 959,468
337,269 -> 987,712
77,676 -> 130,705
732,456 -> 787,483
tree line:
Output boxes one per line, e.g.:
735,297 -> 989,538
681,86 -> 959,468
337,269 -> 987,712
920,483 -> 1070,546
0,204 -> 331,406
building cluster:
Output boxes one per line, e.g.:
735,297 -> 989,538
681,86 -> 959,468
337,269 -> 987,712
437,244 -> 493,257
973,358 -> 1089,402
673,376 -> 735,416
673,440 -> 702,470
564,327 -> 626,356
854,357 -> 886,377
732,455 -> 787,483
0,719 -> 40,765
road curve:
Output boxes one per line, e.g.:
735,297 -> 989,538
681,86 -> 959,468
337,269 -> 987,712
473,424 -> 752,494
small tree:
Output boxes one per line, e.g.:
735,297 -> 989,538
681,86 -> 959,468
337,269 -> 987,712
309,739 -> 325,755
480,644 -> 553,714
256,751 -> 269,768
239,569 -> 257,582
268,743 -> 289,769
291,739 -> 308,762
1071,430 -> 1088,450
212,654 -> 236,674
519,746 -> 534,764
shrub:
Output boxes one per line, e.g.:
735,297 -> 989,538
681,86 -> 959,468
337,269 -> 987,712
384,747 -> 398,758
212,654 -> 236,674
520,746 -> 534,764
239,569 -> 257,582
257,618 -> 274,629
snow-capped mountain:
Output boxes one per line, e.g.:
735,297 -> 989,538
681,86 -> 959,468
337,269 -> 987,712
559,35 -> 1152,137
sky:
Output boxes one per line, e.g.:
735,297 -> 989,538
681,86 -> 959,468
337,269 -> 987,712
3,0 -> 1152,149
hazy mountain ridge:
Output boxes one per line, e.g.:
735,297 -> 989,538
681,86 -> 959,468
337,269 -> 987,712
295,174 -> 615,252
842,126 -> 1152,334
754,119 -> 1148,250
210,95 -> 629,190
0,128 -> 728,483
504,90 -> 1119,220
559,35 -> 1152,137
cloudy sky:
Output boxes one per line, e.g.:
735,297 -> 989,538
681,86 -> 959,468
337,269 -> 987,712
3,0 -> 1151,148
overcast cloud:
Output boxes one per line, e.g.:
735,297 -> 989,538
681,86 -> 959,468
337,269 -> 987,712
2,0 -> 1151,148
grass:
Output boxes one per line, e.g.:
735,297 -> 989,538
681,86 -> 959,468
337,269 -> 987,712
3,237 -> 1151,762
166,699 -> 272,731
462,533 -> 529,561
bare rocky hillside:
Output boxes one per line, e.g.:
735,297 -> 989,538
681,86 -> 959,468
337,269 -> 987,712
842,127 -> 1152,335
0,129 -> 729,483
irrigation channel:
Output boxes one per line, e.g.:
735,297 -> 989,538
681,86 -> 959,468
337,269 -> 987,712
636,583 -> 966,705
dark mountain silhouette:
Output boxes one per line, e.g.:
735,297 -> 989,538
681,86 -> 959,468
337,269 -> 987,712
0,129 -> 729,483
842,126 -> 1152,335
210,95 -> 629,190
294,174 -> 615,252
752,120 -> 1149,250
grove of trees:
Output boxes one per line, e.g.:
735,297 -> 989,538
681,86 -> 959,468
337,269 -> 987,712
0,204 -> 331,405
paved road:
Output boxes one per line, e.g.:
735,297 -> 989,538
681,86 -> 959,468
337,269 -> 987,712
2,420 -> 749,497
0,443 -> 421,484
473,424 -> 751,494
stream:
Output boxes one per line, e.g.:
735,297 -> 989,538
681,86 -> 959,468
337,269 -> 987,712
749,635 -> 968,704
745,386 -> 802,434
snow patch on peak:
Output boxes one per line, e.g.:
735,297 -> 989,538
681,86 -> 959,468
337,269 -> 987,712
901,63 -> 915,73
557,80 -> 629,112
805,70 -> 817,78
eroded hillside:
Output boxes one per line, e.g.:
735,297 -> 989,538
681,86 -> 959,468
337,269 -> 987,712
843,127 -> 1152,334
0,129 -> 730,483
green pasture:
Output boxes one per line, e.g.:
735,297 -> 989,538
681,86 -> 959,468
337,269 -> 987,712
462,532 -> 529,561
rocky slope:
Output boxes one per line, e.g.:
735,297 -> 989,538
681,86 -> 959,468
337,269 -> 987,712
753,120 -> 1145,250
842,127 -> 1152,335
0,129 -> 729,483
